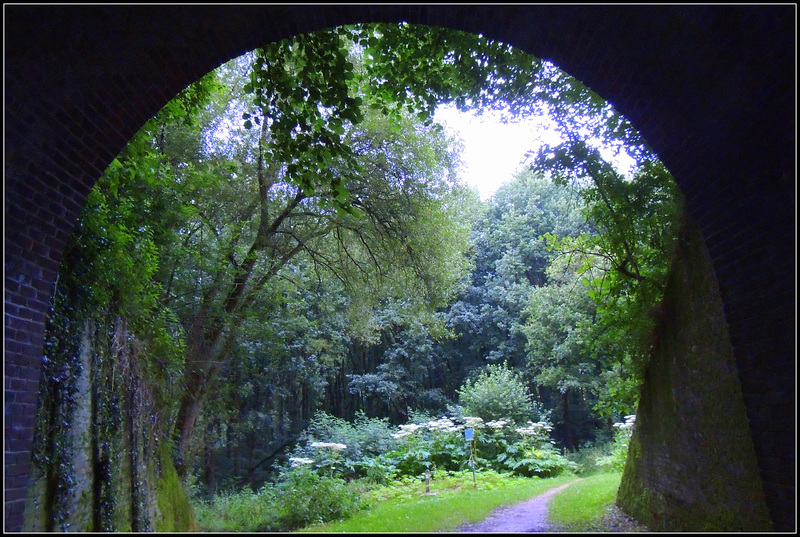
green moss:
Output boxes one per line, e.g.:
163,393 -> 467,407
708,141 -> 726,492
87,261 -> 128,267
155,443 -> 199,532
111,421 -> 133,532
21,472 -> 48,532
616,218 -> 772,531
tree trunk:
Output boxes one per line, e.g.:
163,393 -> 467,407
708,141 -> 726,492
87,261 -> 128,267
562,389 -> 575,451
204,447 -> 216,496
233,443 -> 241,478
173,372 -> 206,468
246,431 -> 257,486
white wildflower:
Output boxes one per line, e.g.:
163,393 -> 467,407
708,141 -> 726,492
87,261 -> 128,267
515,421 -> 552,435
392,423 -> 424,438
614,415 -> 637,430
463,416 -> 485,429
310,442 -> 347,451
486,420 -> 508,429
289,457 -> 314,467
426,417 -> 457,432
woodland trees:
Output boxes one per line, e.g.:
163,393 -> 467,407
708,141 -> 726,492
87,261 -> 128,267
166,22 -> 600,460
35,21 -> 683,516
529,145 -> 683,421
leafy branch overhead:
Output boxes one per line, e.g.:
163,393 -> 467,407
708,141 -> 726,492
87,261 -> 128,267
240,23 -> 636,212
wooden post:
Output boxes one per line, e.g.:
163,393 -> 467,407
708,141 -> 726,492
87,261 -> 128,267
470,440 -> 476,488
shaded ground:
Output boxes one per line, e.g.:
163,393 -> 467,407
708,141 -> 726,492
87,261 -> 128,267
590,505 -> 650,532
456,478 -> 649,533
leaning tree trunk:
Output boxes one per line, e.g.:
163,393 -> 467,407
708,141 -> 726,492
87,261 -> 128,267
173,379 -> 205,473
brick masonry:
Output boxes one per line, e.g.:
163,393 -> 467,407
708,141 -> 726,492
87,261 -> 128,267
4,5 -> 794,531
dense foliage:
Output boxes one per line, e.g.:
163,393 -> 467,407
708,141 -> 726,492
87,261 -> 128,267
33,22 -> 682,531
457,362 -> 544,425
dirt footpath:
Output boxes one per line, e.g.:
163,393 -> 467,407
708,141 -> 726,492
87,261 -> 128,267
456,479 -> 582,533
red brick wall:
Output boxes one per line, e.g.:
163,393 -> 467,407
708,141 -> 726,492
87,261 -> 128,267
4,5 -> 794,531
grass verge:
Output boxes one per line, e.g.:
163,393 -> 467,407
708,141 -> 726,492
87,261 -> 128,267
300,472 -> 576,533
546,472 -> 625,531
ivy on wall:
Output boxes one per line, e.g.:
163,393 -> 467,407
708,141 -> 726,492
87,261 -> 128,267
28,301 -> 181,531
24,69 -> 216,533
31,282 -> 83,531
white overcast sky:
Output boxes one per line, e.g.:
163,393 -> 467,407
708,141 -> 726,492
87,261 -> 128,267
434,104 -> 564,200
434,104 -> 637,200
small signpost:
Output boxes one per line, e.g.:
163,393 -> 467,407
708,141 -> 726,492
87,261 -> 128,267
465,428 -> 476,488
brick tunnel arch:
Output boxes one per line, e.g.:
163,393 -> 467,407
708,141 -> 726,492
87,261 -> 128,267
5,5 -> 794,531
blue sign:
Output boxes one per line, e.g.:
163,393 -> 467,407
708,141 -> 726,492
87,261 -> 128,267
464,428 -> 474,440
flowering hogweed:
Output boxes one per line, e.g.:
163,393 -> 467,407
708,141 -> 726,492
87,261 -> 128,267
485,419 -> 508,429
391,423 -> 424,438
380,413 -> 574,479
310,442 -> 347,451
426,417 -> 461,433
599,414 -> 636,472
612,414 -> 636,430
390,416 -> 474,438
515,421 -> 553,435
463,416 -> 485,429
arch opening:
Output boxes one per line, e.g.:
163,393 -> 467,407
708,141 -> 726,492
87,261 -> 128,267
6,5 -> 792,532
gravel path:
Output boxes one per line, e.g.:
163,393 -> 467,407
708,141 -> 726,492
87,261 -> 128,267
456,478 -> 583,533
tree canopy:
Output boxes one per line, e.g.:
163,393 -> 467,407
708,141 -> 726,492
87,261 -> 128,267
34,22 -> 683,515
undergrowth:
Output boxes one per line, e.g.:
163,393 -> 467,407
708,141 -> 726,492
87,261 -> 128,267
192,415 -> 636,532
302,470 -> 576,533
193,469 -> 574,532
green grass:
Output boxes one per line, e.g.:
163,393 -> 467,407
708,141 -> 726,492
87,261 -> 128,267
546,472 -> 621,531
300,472 -> 576,533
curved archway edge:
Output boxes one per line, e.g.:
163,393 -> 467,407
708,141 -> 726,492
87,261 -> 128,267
4,5 -> 794,531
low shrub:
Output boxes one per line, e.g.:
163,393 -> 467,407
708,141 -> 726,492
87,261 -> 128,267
192,485 -> 278,532
594,415 -> 635,473
274,465 -> 364,530
191,465 -> 363,532
567,442 -> 615,475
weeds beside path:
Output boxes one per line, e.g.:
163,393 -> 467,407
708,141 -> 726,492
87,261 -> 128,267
301,472 -> 576,533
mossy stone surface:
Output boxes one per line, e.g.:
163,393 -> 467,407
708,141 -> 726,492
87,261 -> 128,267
155,442 -> 199,532
616,217 -> 771,531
